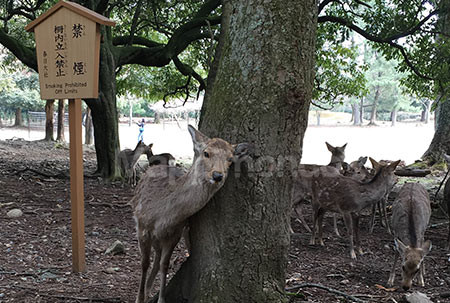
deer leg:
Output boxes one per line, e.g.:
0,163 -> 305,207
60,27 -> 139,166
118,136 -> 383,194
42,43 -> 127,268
352,213 -> 363,255
157,240 -> 178,303
377,201 -> 384,227
387,250 -> 399,287
333,214 -> 341,237
294,202 -> 311,233
144,249 -> 161,300
369,203 -> 376,234
417,261 -> 425,287
136,234 -> 152,303
309,206 -> 320,245
381,197 -> 391,234
342,213 -> 356,260
317,209 -> 326,246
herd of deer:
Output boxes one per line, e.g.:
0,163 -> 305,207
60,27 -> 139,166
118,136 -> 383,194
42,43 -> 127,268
121,126 -> 450,303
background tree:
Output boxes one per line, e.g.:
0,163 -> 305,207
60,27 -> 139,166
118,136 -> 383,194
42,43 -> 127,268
0,0 -> 220,179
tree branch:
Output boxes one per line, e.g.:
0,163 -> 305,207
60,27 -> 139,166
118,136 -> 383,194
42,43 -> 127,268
318,15 -> 434,80
173,56 -> 206,92
0,27 -> 37,71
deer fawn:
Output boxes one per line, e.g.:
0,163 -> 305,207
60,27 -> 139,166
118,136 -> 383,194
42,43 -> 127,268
309,158 -> 400,259
144,144 -> 176,166
130,125 -> 250,303
444,154 -> 450,250
387,183 -> 432,290
291,142 -> 347,234
119,140 -> 149,186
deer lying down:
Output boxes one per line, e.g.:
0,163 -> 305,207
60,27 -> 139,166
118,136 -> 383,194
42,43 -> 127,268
310,158 -> 400,259
387,183 -> 432,290
130,125 -> 250,303
444,154 -> 450,250
119,141 -> 149,186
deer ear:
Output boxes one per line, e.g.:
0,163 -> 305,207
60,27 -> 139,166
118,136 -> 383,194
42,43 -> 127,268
369,157 -> 380,170
188,125 -> 209,154
387,160 -> 401,172
394,238 -> 407,253
341,143 -> 347,150
233,142 -> 253,161
325,142 -> 334,152
149,143 -> 153,149
422,240 -> 432,255
359,156 -> 368,165
341,162 -> 350,171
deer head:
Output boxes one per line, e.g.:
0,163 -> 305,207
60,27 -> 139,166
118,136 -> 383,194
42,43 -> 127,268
188,125 -> 251,185
395,238 -> 432,290
325,142 -> 347,168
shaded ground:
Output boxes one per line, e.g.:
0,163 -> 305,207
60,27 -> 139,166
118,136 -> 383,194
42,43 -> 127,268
0,137 -> 449,303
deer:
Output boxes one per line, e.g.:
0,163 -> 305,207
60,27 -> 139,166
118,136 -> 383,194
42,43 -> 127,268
387,182 -> 432,290
291,142 -> 347,234
130,125 -> 250,303
444,154 -> 450,250
309,158 -> 400,259
119,140 -> 149,186
143,144 -> 176,167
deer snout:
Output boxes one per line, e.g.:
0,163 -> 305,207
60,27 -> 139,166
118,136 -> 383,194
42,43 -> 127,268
402,284 -> 411,291
212,171 -> 223,182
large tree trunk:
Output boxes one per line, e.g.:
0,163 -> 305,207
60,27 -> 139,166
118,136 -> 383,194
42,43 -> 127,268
14,108 -> 23,126
56,99 -> 65,142
423,98 -> 450,162
44,100 -> 54,141
84,36 -> 121,179
162,1 -> 316,302
423,0 -> 450,163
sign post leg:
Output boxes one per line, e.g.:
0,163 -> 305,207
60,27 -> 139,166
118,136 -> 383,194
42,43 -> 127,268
68,98 -> 86,272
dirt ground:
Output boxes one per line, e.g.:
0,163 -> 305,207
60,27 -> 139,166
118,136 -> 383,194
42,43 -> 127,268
1,129 -> 449,303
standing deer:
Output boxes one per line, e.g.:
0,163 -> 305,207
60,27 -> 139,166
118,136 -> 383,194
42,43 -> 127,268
119,140 -> 149,186
309,158 -> 400,259
444,154 -> 450,250
144,144 -> 176,166
131,125 -> 250,303
291,142 -> 347,234
387,183 -> 432,290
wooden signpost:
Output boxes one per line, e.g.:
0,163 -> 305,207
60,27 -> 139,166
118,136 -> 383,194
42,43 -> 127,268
26,1 -> 115,272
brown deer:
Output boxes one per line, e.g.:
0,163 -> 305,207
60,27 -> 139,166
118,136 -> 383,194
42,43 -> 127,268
291,142 -> 347,234
130,125 -> 250,303
387,183 -> 432,290
119,140 -> 149,186
144,144 -> 176,166
309,158 -> 400,259
444,154 -> 450,250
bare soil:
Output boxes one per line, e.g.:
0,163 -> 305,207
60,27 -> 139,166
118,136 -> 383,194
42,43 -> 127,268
0,136 -> 449,303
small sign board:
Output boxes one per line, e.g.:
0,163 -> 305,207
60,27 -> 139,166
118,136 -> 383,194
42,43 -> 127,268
25,1 -> 115,100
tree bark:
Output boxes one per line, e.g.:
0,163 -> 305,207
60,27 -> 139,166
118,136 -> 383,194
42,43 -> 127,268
14,108 -> 23,126
369,85 -> 380,125
423,98 -> 450,162
84,107 -> 94,145
162,1 -> 316,302
84,36 -> 121,179
56,99 -> 65,142
44,100 -> 54,141
423,0 -> 450,162
352,103 -> 361,125
391,108 -> 397,127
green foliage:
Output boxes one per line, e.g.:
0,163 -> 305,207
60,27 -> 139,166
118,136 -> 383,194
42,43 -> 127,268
0,69 -> 44,112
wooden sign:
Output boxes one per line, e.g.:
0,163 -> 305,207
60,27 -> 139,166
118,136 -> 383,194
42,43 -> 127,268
26,1 -> 115,273
25,1 -> 115,100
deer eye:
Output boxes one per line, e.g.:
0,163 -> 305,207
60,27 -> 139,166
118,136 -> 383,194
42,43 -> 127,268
204,151 -> 210,158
